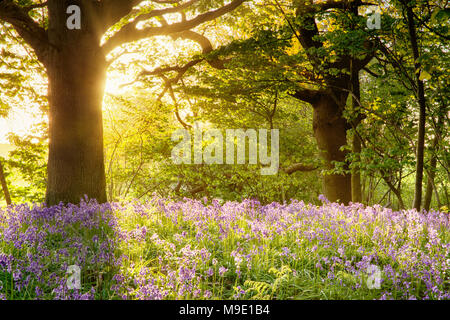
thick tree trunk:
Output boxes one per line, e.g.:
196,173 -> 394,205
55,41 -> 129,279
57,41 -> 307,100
45,2 -> 107,205
291,2 -> 373,205
313,94 -> 351,204
0,160 -> 11,205
45,48 -> 107,205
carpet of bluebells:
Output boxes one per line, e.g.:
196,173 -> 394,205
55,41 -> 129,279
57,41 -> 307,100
0,196 -> 448,300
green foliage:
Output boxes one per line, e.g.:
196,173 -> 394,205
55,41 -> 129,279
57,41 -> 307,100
0,23 -> 47,204
0,0 -> 448,211
3,131 -> 47,203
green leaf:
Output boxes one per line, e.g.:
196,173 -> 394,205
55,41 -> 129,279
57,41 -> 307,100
419,70 -> 431,81
431,9 -> 450,24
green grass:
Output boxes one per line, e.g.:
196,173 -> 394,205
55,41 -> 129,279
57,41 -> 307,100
0,199 -> 448,300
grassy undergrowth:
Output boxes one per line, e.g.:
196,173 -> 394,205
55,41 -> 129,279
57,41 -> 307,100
0,197 -> 448,300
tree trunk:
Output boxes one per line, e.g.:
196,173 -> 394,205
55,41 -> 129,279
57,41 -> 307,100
350,61 -> 362,203
349,6 -> 362,204
0,160 -> 11,205
382,175 -> 405,210
351,134 -> 362,203
313,94 -> 351,204
444,184 -> 450,208
45,2 -> 107,205
45,50 -> 107,205
1,0 -> 246,206
424,149 -> 438,211
404,3 -> 426,211
423,101 -> 446,211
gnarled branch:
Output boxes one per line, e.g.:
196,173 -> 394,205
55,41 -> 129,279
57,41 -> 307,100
101,0 -> 144,29
0,0 -> 49,63
102,0 -> 246,53
289,88 -> 323,104
283,163 -> 318,174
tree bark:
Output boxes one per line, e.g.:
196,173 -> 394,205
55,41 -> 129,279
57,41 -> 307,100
45,51 -> 107,205
312,93 -> 352,204
1,0 -> 246,206
404,3 -> 426,211
283,163 -> 317,174
290,1 -> 375,205
382,175 -> 405,210
350,58 -> 362,203
0,160 -> 12,205
45,1 -> 107,205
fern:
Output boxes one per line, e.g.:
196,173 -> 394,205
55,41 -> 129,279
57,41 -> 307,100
244,265 -> 293,299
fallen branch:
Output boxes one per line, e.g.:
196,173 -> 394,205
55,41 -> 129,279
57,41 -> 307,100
283,163 -> 318,174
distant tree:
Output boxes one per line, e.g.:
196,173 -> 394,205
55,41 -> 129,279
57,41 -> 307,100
137,0 -> 378,204
0,159 -> 11,205
401,0 -> 427,210
286,0 -> 376,204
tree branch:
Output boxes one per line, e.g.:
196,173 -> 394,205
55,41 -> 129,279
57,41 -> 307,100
294,0 -> 374,64
122,30 -> 229,101
362,67 -> 380,78
102,0 -> 246,53
23,1 -> 48,11
351,41 -> 376,71
0,0 -> 49,63
289,88 -> 323,104
190,184 -> 206,195
171,30 -> 229,69
101,0 -> 144,29
283,163 -> 318,174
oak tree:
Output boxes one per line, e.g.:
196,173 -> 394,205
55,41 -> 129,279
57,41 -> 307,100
0,0 -> 246,205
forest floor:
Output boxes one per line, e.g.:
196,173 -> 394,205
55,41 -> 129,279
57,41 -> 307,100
0,197 -> 448,300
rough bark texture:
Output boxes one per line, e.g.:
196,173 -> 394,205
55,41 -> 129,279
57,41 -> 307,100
45,56 -> 107,205
312,94 -> 352,204
290,1 -> 374,205
45,1 -> 107,205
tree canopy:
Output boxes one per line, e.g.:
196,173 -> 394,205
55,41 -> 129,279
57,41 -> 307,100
0,0 -> 448,211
